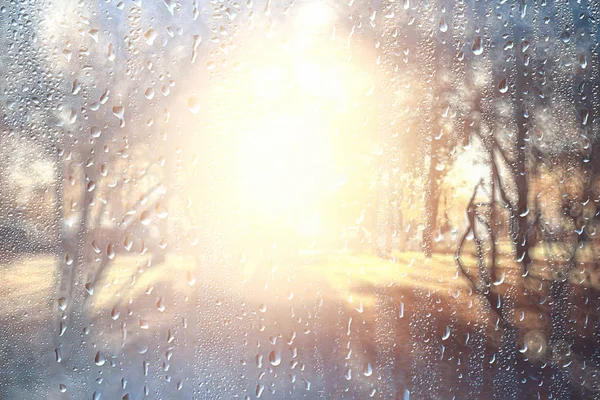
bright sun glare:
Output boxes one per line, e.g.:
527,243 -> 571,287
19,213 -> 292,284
236,112 -> 334,213
222,5 -> 372,216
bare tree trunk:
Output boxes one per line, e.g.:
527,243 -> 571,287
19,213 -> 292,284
375,180 -> 392,258
514,142 -> 531,270
513,12 -> 532,274
423,159 -> 440,258
490,163 -> 497,278
54,153 -> 68,304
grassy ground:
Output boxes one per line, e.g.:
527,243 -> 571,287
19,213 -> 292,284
0,248 -> 598,399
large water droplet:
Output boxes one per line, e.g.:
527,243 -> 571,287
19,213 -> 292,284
498,78 -> 508,93
268,350 -> 281,366
107,243 -> 115,259
94,351 -> 105,366
140,210 -> 152,225
472,36 -> 483,55
155,202 -> 168,219
144,29 -> 157,45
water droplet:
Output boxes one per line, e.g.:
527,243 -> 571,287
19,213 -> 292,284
91,127 -> 102,138
59,322 -> 66,336
439,17 -> 448,32
187,270 -> 196,286
498,78 -> 508,93
71,80 -> 81,95
55,347 -> 63,363
157,297 -> 165,312
112,106 -> 125,127
188,96 -> 200,114
144,29 -> 157,45
268,350 -> 281,366
363,362 -> 372,376
107,243 -> 115,259
472,36 -> 483,55
123,236 -> 133,252
442,325 -> 451,340
191,35 -> 202,63
155,202 -> 168,219
140,210 -> 152,225
94,351 -> 105,366
254,383 -> 265,397
107,43 -> 116,61
144,87 -> 155,100
581,109 -> 589,126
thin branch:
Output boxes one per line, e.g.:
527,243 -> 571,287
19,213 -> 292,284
473,128 -> 515,174
120,182 -> 165,229
455,179 -> 506,329
455,179 -> 483,290
491,151 -> 515,213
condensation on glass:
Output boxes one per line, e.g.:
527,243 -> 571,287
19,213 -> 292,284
0,0 -> 599,399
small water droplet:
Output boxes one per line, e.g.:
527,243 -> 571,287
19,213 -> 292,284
363,362 -> 372,376
187,270 -> 196,286
55,347 -> 62,362
439,17 -> 448,32
107,43 -> 116,61
188,96 -> 200,114
157,297 -> 166,312
123,236 -> 133,252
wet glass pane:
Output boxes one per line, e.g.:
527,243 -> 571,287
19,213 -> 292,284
1,0 -> 600,398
